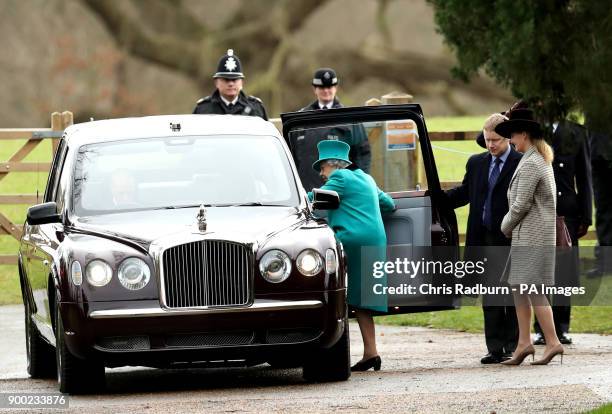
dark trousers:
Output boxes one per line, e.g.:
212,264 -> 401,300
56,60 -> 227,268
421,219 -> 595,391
534,218 -> 579,335
482,230 -> 518,355
592,159 -> 612,272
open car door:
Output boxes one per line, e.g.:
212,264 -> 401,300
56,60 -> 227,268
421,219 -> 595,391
281,104 -> 461,314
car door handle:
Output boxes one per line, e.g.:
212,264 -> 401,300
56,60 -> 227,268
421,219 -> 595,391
30,234 -> 44,242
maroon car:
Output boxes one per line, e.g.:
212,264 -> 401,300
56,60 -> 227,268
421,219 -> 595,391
20,115 -> 349,393
20,105 -> 459,394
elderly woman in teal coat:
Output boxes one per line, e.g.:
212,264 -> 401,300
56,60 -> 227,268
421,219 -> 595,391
308,140 -> 395,371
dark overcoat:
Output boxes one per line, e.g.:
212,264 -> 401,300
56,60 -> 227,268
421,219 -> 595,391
193,90 -> 268,120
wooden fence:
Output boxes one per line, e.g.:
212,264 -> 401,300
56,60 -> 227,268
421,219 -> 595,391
0,102 -> 596,265
0,112 -> 73,265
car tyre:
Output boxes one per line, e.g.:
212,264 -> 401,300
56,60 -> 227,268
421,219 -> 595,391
55,299 -> 105,394
24,298 -> 56,378
302,320 -> 350,382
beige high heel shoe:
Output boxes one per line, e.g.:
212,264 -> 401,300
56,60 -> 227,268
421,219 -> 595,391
531,343 -> 564,365
501,345 -> 536,366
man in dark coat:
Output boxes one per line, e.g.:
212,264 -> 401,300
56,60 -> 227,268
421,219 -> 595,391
293,68 -> 371,191
193,49 -> 268,120
445,113 -> 521,364
532,120 -> 593,345
586,128 -> 612,278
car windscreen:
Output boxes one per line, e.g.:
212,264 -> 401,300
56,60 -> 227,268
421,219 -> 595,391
71,135 -> 300,216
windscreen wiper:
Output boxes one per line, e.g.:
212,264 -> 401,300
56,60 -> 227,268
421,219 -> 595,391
231,202 -> 288,207
154,204 -> 213,210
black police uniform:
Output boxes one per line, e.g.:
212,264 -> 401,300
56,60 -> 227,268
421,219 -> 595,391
193,90 -> 268,120
192,49 -> 268,120
293,68 -> 371,190
533,120 -> 593,338
588,127 -> 612,275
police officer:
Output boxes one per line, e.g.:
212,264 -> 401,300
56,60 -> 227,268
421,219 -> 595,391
301,68 -> 343,111
193,49 -> 268,120
295,68 -> 371,190
586,127 -> 612,278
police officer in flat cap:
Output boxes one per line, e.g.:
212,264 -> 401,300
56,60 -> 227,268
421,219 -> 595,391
295,68 -> 371,190
301,68 -> 342,111
193,49 -> 268,120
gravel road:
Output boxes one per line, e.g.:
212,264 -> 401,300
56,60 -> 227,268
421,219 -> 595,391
1,305 -> 610,413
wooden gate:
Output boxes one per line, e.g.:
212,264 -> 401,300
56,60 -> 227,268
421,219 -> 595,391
0,111 -> 73,265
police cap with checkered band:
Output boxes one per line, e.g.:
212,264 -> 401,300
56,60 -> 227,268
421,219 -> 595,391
312,68 -> 338,87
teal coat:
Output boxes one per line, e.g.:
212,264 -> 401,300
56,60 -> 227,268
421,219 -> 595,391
308,168 -> 395,312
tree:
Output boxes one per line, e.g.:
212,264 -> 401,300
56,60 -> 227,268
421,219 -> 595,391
80,0 -> 512,116
427,0 -> 612,130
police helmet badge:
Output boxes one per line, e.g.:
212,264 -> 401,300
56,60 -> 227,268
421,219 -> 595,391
312,67 -> 338,87
225,49 -> 238,72
213,49 -> 244,79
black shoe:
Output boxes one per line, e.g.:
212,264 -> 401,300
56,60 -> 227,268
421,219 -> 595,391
558,332 -> 573,344
586,267 -> 603,278
533,333 -> 546,345
351,356 -> 381,372
480,353 -> 504,364
501,352 -> 513,362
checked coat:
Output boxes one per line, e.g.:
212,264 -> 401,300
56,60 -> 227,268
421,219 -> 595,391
501,146 -> 557,285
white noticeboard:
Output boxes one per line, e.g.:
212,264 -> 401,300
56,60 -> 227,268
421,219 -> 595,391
385,120 -> 418,151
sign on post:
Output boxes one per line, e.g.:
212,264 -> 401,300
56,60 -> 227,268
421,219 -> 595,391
385,119 -> 418,151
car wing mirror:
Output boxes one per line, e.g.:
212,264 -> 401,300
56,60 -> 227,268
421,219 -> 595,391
27,202 -> 61,225
311,189 -> 340,210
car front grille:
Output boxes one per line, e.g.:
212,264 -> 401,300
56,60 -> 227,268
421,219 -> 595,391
96,336 -> 151,351
161,240 -> 252,308
266,328 -> 321,344
165,332 -> 255,348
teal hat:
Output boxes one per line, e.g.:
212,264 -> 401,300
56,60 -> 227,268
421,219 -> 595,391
312,140 -> 352,172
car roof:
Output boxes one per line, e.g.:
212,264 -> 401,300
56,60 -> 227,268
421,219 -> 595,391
63,115 -> 280,145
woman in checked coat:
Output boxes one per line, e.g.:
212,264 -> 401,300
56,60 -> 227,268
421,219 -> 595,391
495,108 -> 564,366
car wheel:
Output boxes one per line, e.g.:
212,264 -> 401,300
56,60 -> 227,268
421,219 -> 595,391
302,320 -> 351,382
24,298 -> 56,378
55,299 -> 105,394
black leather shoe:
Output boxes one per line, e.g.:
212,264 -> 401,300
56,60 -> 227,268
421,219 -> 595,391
558,332 -> 573,344
480,353 -> 503,364
586,267 -> 603,278
351,356 -> 381,372
533,333 -> 546,345
501,352 -> 512,362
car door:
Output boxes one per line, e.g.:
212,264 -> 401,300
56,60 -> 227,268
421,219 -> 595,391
281,104 -> 460,314
27,139 -> 68,330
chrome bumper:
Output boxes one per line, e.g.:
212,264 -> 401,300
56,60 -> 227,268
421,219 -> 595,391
89,299 -> 323,319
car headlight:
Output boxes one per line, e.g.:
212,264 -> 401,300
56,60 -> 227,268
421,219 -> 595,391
118,257 -> 151,290
325,248 -> 337,275
296,249 -> 323,276
86,260 -> 113,287
259,250 -> 291,283
71,260 -> 83,286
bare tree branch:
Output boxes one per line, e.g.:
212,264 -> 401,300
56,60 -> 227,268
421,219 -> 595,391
283,0 -> 330,30
376,0 -> 393,49
320,48 -> 512,102
81,0 -> 203,77
133,0 -> 208,40
80,0 -> 508,116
